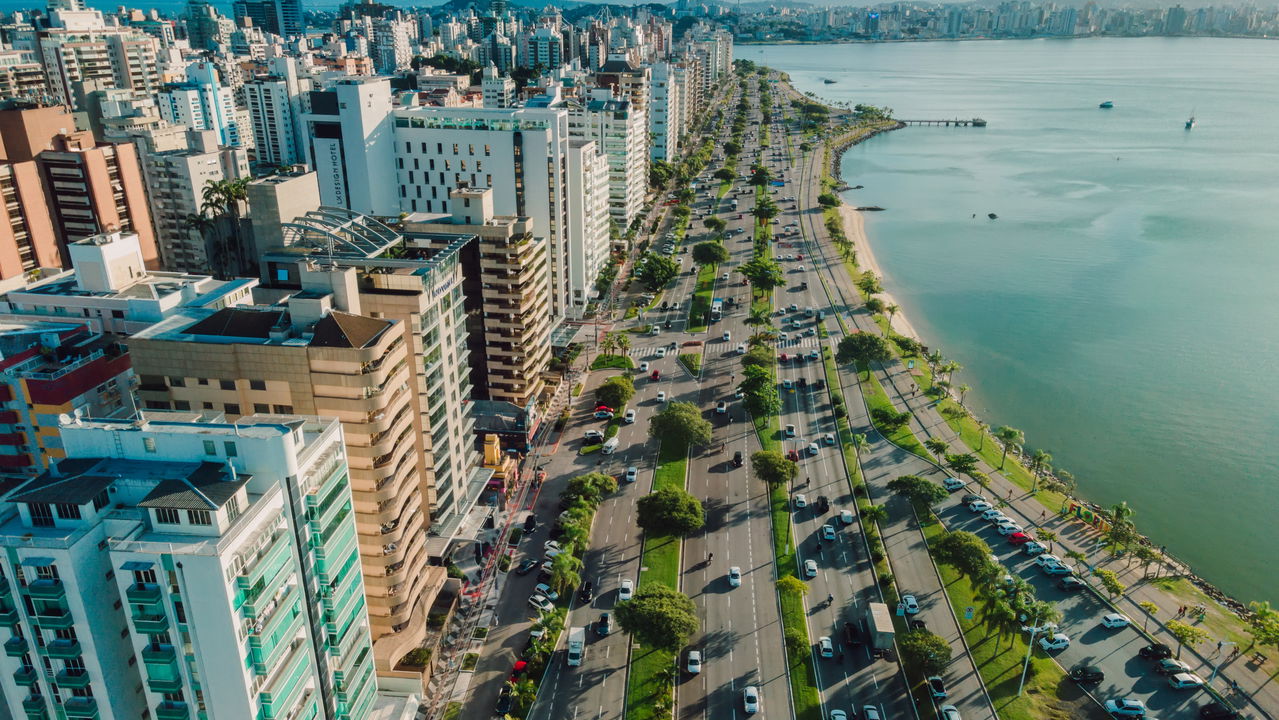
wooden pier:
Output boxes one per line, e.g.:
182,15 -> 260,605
899,118 -> 988,127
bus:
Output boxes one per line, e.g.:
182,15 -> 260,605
710,299 -> 723,322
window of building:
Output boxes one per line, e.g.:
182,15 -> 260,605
173,401 -> 190,411
111,310 -> 124,319
29,503 -> 53,527
223,441 -> 237,457
436,142 -> 443,154
272,404 -> 292,414
249,380 -> 266,391
131,568 -> 156,584
54,504 -> 80,520
219,380 -> 234,391
92,490 -> 108,511
225,496 -> 241,523
187,510 -> 211,526
202,402 -> 214,410
253,404 -> 269,414
197,378 -> 208,386
224,403 -> 240,415
484,144 -> 491,156
155,508 -> 180,524
203,441 -> 216,455
143,437 -> 156,453
168,377 -> 185,387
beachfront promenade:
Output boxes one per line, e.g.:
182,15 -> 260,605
784,76 -> 1278,719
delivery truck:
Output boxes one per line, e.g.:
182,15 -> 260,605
866,602 -> 895,657
567,626 -> 586,667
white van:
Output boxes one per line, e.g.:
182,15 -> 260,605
601,437 -> 620,455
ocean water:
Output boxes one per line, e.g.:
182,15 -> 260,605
746,38 -> 1279,605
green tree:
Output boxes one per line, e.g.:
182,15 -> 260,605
870,407 -> 911,432
776,575 -> 808,596
742,383 -> 781,418
188,177 -> 252,278
746,306 -> 772,328
1034,528 -> 1058,553
548,552 -> 583,597
636,487 -> 705,536
724,140 -> 742,156
1030,449 -> 1053,478
1138,601 -> 1160,632
595,375 -> 634,410
817,192 -> 839,207
887,474 -> 949,508
851,433 -> 869,463
747,163 -> 772,186
932,530 -> 994,578
635,253 -> 679,290
1093,568 -> 1126,599
987,597 -> 1021,652
924,438 -> 950,459
835,332 -> 894,370
945,453 -> 980,480
649,160 -> 675,188
692,241 -> 730,265
738,257 -> 785,294
994,426 -> 1024,470
856,271 -> 883,296
751,197 -> 780,225
713,168 -> 734,181
1165,620 -> 1210,659
613,585 -> 699,651
899,629 -> 952,676
751,450 -> 798,486
1246,601 -> 1279,651
864,297 -> 885,314
862,504 -> 888,525
702,216 -> 727,234
741,345 -> 774,370
648,401 -> 713,447
957,384 -> 971,406
563,472 -> 618,507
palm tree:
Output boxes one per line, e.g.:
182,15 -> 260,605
1110,501 -> 1135,528
613,332 -> 632,356
924,438 -> 949,460
851,433 -> 868,463
599,333 -> 618,356
751,198 -> 779,225
861,504 -> 888,525
977,422 -> 989,451
942,361 -> 963,382
746,307 -> 772,327
886,304 -> 900,322
957,384 -> 970,407
1026,600 -> 1063,633
1034,528 -> 1058,552
987,598 -> 1020,653
549,552 -> 583,596
926,349 -> 945,371
994,426 -> 1024,470
196,177 -> 252,278
1030,449 -> 1052,491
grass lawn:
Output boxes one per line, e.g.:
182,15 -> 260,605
1147,576 -> 1253,650
442,702 -> 462,720
857,365 -> 929,459
920,514 -> 1082,720
688,263 -> 717,333
627,439 -> 689,720
678,352 -> 703,376
592,354 -> 635,371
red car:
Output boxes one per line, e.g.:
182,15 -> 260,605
1007,532 -> 1032,545
650,370 -> 660,380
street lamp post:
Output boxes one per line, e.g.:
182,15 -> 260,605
1018,623 -> 1047,696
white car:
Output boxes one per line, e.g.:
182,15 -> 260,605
686,650 -> 702,674
823,432 -> 836,446
839,509 -> 854,525
735,388 -> 745,399
942,477 -> 966,491
939,706 -> 962,720
981,509 -> 1007,522
624,409 -> 637,424
543,540 -> 563,554
528,594 -> 554,613
818,636 -> 834,658
721,272 -> 730,281
737,343 -> 747,354
1169,672 -> 1205,689
533,583 -> 560,601
618,579 -> 634,601
640,361 -> 650,372
821,524 -> 836,541
807,442 -> 819,456
968,501 -> 993,513
793,494 -> 807,508
785,424 -> 796,437
1034,554 -> 1063,569
742,686 -> 761,714
782,379 -> 794,389
779,332 -> 789,341
1105,698 -> 1147,717
830,712 -> 849,720
863,707 -> 883,720
1101,613 -> 1131,629
1039,633 -> 1071,651
728,566 -> 742,587
722,331 -> 731,341
656,348 -> 667,358
901,595 -> 921,614
625,466 -> 638,483
997,522 -> 1024,536
804,559 -> 818,578
656,391 -> 667,403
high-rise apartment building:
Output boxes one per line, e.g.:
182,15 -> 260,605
133,211 -> 488,682
0,161 -> 59,281
568,87 -> 648,227
232,0 -> 304,38
402,186 -> 551,407
566,139 -> 609,317
480,64 -> 514,109
244,57 -> 309,169
0,50 -> 47,102
158,62 -> 244,148
301,77 -> 399,217
0,413 -> 407,720
34,22 -> 161,107
649,61 -> 683,161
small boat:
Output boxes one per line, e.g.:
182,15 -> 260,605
988,213 -> 998,220
1099,101 -> 1114,109
1185,113 -> 1196,130
823,78 -> 837,84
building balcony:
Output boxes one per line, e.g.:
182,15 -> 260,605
155,701 -> 190,720
0,575 -> 10,596
146,674 -> 183,693
125,582 -> 162,605
32,610 -> 72,629
0,607 -> 17,626
132,613 -> 168,634
27,578 -> 65,600
22,696 -> 47,720
45,638 -> 80,659
141,643 -> 175,664
54,668 -> 90,688
62,697 -> 98,719
13,666 -> 37,685
4,636 -> 26,656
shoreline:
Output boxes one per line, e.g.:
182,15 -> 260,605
814,91 -> 1261,627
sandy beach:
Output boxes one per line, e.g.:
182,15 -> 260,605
835,201 -> 923,342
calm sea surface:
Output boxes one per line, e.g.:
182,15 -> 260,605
745,38 -> 1279,605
